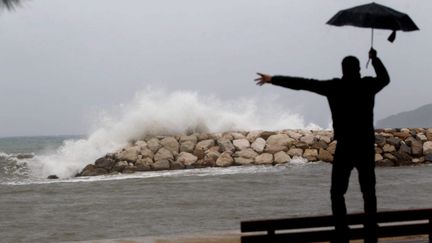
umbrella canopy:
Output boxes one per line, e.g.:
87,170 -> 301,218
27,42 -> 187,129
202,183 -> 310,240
327,2 -> 419,31
327,2 -> 419,44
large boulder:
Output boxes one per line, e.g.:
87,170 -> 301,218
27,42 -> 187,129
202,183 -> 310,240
393,131 -> 411,140
255,153 -> 273,165
266,134 -> 294,153
251,138 -> 266,153
233,139 -> 250,150
375,135 -> 386,147
203,151 -> 220,166
383,144 -> 396,153
300,135 -> 315,145
152,160 -> 171,170
311,140 -> 328,150
318,149 -> 333,162
398,142 -> 411,154
423,141 -> 432,155
246,131 -> 263,143
235,148 -> 258,159
303,149 -> 318,161
176,152 -> 198,166
194,139 -> 216,159
113,161 -> 128,172
180,135 -> 198,144
180,141 -> 196,153
147,138 -> 161,153
217,138 -> 236,153
231,132 -> 246,139
135,158 -> 153,171
160,137 -> 179,154
94,157 -> 116,170
375,153 -> 384,162
79,164 -> 108,176
393,152 -> 413,165
327,141 -> 337,155
406,137 -> 423,156
274,151 -> 290,164
286,130 -> 303,140
116,147 -> 140,162
140,148 -> 154,159
260,131 -> 277,140
154,148 -> 174,162
287,148 -> 303,157
386,137 -> 401,148
216,152 -> 234,167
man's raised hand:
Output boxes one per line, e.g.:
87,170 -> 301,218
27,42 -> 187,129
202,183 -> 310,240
255,72 -> 272,86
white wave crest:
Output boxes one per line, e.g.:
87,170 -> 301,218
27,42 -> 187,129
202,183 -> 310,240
29,88 -> 320,179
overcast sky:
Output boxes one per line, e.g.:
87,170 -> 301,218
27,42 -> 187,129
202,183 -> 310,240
0,0 -> 430,137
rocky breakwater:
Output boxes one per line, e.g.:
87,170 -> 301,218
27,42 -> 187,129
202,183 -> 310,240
77,128 -> 432,177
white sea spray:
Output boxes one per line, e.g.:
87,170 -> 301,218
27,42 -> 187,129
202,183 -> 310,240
27,88 -> 320,178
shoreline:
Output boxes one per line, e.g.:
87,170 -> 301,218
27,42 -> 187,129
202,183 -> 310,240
76,128 -> 432,178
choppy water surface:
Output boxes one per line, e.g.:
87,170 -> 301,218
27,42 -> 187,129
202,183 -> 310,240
1,163 -> 431,243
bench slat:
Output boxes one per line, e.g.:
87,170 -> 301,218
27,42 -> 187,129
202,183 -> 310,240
241,208 -> 432,233
242,223 -> 430,243
241,208 -> 432,243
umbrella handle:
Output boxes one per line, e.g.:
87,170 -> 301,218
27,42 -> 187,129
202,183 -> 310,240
365,29 -> 374,69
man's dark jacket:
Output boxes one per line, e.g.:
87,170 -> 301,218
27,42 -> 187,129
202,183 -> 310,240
270,58 -> 390,144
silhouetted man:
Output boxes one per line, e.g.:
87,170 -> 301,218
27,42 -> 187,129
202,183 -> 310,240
255,48 -> 390,243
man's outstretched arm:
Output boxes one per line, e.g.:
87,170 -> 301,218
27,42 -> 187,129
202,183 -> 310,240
255,73 -> 331,96
369,48 -> 390,93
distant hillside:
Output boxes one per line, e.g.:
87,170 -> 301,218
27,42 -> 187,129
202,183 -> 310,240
376,103 -> 432,128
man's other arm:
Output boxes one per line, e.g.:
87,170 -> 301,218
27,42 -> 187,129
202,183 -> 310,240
370,49 -> 390,93
270,76 -> 331,96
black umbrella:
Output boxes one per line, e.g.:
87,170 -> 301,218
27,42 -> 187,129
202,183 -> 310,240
327,2 -> 419,46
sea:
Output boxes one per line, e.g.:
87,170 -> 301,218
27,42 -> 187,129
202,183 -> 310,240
1,135 -> 432,243
1,91 -> 431,242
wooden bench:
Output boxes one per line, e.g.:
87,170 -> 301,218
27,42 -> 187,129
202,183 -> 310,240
241,208 -> 432,243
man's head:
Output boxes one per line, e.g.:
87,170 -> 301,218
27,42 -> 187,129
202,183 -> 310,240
342,56 -> 360,79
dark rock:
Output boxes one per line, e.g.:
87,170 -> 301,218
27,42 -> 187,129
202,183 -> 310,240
112,161 -> 128,172
79,164 -> 108,176
425,154 -> 432,162
311,140 -> 328,150
94,157 -> 116,169
411,140 -> 423,156
375,135 -> 386,147
16,153 -> 34,159
404,137 -> 417,146
217,138 -> 236,153
47,175 -> 59,179
386,137 -> 401,148
392,152 -> 412,165
170,160 -> 185,170
260,131 -> 277,140
392,132 -> 411,140
123,166 -> 138,173
398,142 -> 411,154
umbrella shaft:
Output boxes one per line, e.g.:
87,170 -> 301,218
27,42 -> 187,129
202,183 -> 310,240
371,28 -> 374,47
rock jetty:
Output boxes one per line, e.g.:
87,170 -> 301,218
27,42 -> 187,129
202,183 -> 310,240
77,128 -> 432,177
